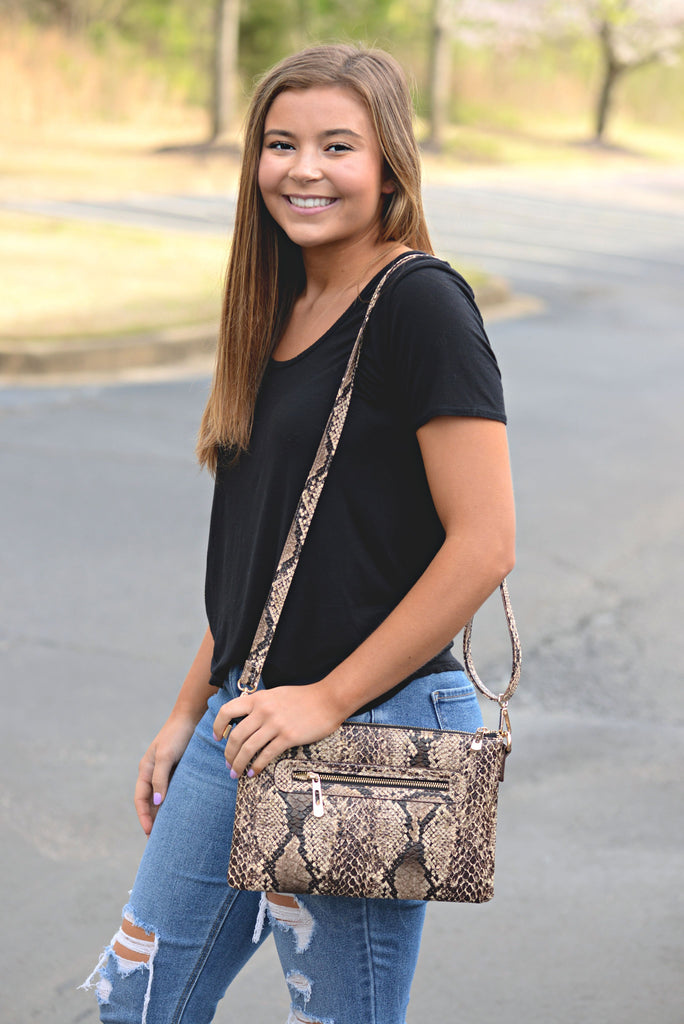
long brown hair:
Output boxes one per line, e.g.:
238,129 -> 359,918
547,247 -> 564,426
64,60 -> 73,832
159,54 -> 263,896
197,44 -> 434,474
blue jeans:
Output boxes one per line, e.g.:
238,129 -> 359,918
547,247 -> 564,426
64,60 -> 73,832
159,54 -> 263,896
82,667 -> 483,1024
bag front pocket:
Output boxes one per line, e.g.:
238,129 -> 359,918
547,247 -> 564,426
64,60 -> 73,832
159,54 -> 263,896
287,763 -> 454,817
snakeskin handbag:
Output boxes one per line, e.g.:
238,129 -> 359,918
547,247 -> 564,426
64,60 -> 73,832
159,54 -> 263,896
226,255 -> 521,902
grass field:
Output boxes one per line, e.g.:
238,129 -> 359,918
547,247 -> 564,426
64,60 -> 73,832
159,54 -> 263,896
0,210 -> 230,342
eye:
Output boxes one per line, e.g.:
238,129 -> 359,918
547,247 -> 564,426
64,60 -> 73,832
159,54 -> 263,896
326,142 -> 353,153
266,140 -> 295,151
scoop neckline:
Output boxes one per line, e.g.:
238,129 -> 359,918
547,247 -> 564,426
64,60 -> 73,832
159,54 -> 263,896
269,250 -> 424,368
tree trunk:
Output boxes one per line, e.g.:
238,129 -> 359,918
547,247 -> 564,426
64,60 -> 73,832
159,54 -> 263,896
426,0 -> 452,152
594,20 -> 622,142
211,0 -> 240,142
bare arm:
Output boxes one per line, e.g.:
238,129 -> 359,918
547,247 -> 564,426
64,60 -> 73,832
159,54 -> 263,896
321,415 -> 515,713
134,625 -> 217,835
215,417 -> 515,776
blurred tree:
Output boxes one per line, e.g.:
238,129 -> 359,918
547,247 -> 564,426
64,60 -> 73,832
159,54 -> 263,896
425,0 -> 454,151
425,0 -> 548,151
212,0 -> 240,138
238,0 -> 295,83
563,0 -> 684,140
238,0 -> 398,84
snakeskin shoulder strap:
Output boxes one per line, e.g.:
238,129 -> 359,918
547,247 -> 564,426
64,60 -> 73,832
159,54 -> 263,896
238,252 -> 521,709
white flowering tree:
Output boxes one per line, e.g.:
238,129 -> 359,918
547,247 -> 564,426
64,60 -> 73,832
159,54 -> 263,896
425,0 -> 684,148
563,0 -> 684,140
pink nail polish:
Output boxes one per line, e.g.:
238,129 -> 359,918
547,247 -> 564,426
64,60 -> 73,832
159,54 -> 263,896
153,792 -> 162,806
230,768 -> 238,780
247,769 -> 255,778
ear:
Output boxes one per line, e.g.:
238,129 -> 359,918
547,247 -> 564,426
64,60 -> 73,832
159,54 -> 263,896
381,177 -> 396,196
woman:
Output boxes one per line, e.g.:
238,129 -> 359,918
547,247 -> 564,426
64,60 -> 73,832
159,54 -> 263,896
82,43 -> 515,1024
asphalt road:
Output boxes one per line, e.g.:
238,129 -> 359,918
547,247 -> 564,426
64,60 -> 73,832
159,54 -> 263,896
1,168 -> 683,1023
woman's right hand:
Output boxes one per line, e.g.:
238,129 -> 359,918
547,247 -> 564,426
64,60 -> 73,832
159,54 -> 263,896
134,712 -> 198,836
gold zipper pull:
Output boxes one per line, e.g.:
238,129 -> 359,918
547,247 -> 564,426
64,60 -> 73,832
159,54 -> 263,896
308,772 -> 324,817
498,702 -> 512,753
470,727 -> 488,751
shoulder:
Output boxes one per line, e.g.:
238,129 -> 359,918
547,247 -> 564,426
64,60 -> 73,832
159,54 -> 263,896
368,252 -> 491,355
372,253 -> 484,338
384,252 -> 478,306
361,252 -> 506,427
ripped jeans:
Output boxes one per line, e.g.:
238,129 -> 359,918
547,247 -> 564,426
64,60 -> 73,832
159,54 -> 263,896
81,666 -> 483,1024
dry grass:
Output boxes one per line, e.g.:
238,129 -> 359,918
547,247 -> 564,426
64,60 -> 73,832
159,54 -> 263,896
420,118 -> 684,169
0,210 -> 229,341
0,17 -> 189,129
0,20 -> 238,345
0,15 -> 242,201
0,120 -> 242,202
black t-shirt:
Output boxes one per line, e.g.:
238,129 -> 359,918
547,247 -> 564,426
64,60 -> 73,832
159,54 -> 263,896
205,253 -> 506,690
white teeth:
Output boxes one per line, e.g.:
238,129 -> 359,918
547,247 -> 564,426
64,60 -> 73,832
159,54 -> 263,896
288,196 -> 335,208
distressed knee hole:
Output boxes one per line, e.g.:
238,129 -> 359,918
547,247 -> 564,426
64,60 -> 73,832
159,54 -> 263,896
266,892 -> 315,952
112,913 -> 157,964
286,970 -> 312,1002
95,975 -> 113,1003
80,906 -> 159,1024
286,1010 -> 331,1024
252,891 -> 315,951
267,891 -> 301,909
285,968 -> 332,1024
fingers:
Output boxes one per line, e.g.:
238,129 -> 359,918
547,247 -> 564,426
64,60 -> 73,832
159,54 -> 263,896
150,747 -> 176,813
245,736 -> 289,777
213,693 -> 282,777
212,684 -> 341,777
212,696 -> 249,742
225,708 -> 277,778
134,750 -> 155,836
227,720 -> 280,774
133,741 -> 178,836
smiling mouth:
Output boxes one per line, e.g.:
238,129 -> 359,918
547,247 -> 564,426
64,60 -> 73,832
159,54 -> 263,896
286,196 -> 337,209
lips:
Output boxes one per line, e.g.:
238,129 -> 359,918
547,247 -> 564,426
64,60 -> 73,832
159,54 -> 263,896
286,196 -> 337,209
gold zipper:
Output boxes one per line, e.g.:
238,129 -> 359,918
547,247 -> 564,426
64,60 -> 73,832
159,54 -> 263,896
292,769 -> 450,816
292,769 -> 449,789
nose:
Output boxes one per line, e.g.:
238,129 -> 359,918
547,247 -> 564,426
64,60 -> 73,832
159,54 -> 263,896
288,145 -> 323,184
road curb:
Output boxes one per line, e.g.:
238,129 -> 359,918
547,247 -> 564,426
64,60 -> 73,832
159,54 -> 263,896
0,321 -> 218,377
0,278 -> 541,381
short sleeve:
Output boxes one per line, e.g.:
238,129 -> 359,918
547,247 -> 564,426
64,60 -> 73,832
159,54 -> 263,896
381,259 -> 506,430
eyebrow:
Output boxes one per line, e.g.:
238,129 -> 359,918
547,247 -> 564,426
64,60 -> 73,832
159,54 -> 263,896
263,128 -> 364,140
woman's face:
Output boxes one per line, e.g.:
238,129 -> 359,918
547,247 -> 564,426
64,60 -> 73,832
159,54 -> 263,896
258,86 -> 394,255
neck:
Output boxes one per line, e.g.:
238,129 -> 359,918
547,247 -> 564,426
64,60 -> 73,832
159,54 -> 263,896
300,238 -> 410,300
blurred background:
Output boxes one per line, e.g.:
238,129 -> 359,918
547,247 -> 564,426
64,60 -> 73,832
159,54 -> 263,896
1,0 -> 684,348
1,3 -> 683,1023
